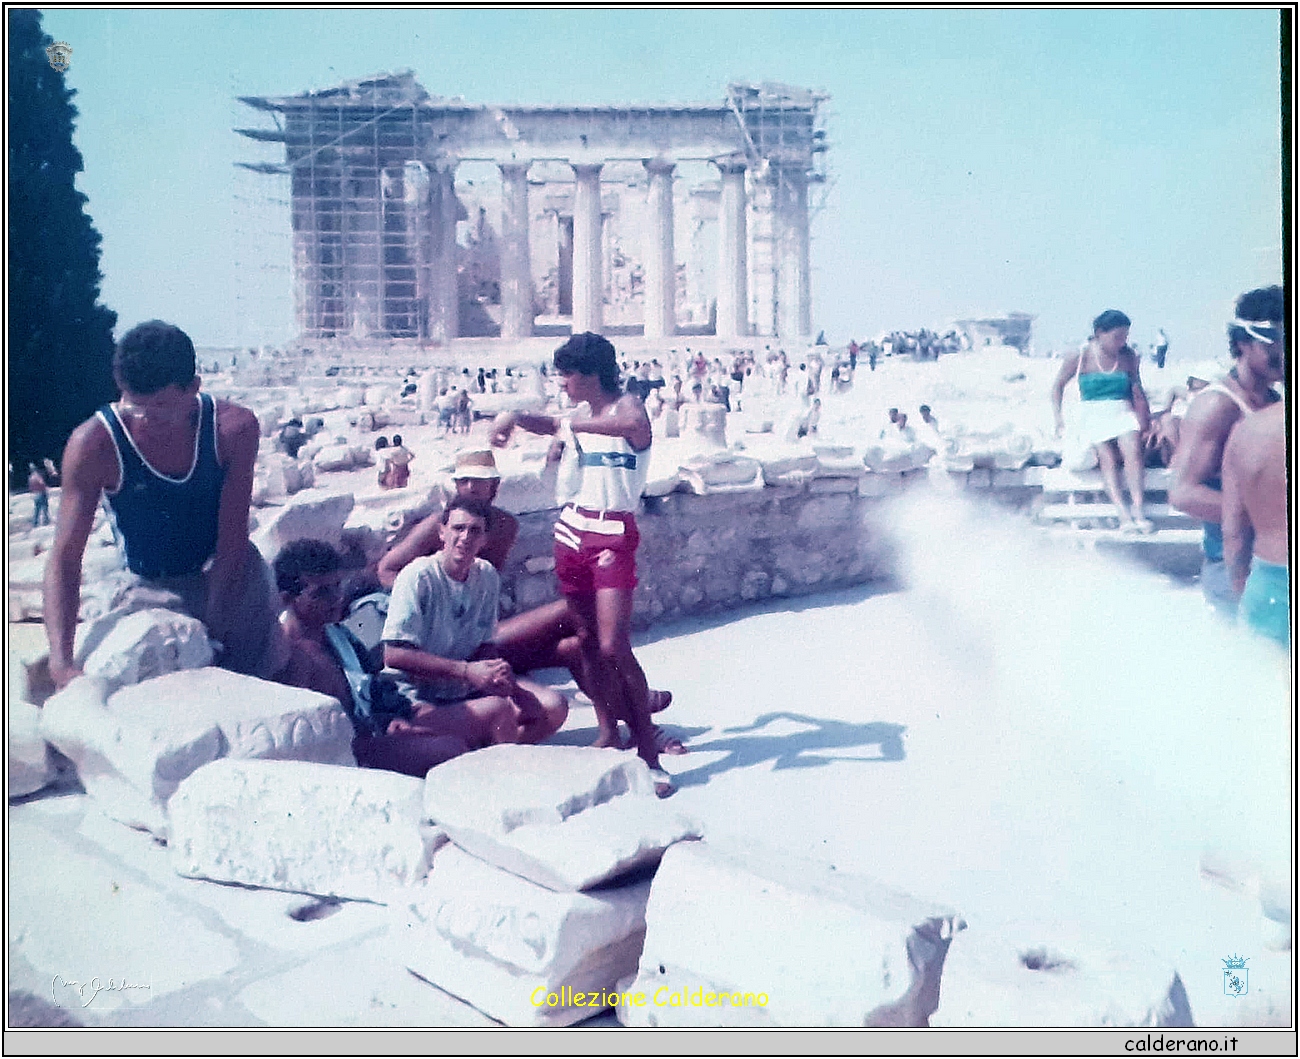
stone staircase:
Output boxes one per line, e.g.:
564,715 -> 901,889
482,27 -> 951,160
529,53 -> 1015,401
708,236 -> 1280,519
1027,466 -> 1204,578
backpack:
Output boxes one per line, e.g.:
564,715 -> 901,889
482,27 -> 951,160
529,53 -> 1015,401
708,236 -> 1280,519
322,623 -> 412,738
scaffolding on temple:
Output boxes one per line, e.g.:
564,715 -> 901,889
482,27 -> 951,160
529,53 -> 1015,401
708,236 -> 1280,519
236,72 -> 445,343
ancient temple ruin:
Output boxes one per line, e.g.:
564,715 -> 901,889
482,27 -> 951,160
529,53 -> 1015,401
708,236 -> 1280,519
236,72 -> 827,344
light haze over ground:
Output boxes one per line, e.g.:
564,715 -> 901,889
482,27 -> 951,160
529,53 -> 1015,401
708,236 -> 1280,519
40,8 -> 1283,357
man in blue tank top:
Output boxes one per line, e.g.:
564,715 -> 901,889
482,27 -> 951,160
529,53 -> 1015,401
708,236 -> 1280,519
43,320 -> 290,688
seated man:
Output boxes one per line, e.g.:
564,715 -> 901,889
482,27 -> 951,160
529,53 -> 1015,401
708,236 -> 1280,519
381,497 -> 568,750
275,539 -> 467,776
377,448 -> 672,716
378,449 -> 519,582
44,320 -> 289,689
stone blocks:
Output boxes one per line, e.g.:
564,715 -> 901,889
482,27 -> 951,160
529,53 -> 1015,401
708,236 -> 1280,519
931,931 -> 1192,1027
75,607 -> 214,694
400,844 -> 652,1026
618,841 -> 964,1027
41,668 -> 354,834
9,699 -> 55,797
423,745 -> 699,892
169,758 -> 442,902
251,489 -> 355,561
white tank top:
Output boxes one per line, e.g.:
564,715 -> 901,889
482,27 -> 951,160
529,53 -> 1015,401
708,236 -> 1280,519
569,429 -> 650,513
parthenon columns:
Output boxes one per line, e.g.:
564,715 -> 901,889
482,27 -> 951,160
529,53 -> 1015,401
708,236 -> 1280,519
716,160 -> 749,340
643,160 -> 676,339
571,163 -> 604,335
498,162 -> 534,339
430,164 -> 460,343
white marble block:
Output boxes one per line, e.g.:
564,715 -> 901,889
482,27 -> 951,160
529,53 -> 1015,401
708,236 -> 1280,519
400,843 -> 652,1026
251,489 -> 355,561
169,758 -> 441,901
423,745 -> 699,892
617,841 -> 964,1027
41,668 -> 354,835
931,930 -> 1192,1027
75,607 -> 214,693
9,699 -> 55,797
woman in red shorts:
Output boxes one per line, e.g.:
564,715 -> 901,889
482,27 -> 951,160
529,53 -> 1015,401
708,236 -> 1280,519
489,332 -> 683,795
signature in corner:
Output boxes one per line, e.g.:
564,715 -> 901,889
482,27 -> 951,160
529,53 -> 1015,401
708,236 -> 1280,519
51,973 -> 151,1007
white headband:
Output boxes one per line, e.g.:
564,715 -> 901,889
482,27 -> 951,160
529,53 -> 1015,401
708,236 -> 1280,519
1231,318 -> 1282,343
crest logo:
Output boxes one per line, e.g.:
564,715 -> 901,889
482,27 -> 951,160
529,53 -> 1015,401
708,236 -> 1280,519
45,41 -> 72,73
1222,954 -> 1248,996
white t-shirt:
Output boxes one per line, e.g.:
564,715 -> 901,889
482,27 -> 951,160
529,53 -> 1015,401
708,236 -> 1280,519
381,554 -> 499,702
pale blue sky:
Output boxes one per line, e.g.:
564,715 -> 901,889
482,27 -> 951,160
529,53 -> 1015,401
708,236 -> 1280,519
38,7 -> 1284,357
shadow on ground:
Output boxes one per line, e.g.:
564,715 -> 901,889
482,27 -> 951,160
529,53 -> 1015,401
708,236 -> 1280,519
668,711 -> 906,788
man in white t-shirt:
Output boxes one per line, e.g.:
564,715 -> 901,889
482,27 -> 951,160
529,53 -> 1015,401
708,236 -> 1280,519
381,496 -> 567,749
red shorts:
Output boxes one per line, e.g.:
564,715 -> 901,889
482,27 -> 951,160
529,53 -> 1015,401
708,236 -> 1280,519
553,506 -> 640,596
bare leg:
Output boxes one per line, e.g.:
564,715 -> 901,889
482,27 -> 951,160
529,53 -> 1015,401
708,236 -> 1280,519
592,587 -> 686,774
1117,430 -> 1149,527
389,695 -> 519,750
566,594 -> 626,749
353,732 -> 468,777
509,676 -> 569,744
1095,440 -> 1133,525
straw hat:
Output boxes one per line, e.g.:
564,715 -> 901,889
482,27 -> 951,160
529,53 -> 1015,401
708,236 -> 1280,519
452,449 -> 501,480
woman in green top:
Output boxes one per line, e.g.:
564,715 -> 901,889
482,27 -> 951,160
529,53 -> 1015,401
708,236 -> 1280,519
1051,309 -> 1154,533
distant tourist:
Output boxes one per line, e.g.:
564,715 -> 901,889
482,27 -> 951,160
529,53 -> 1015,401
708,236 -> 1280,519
919,404 -> 939,432
1222,401 -> 1289,647
279,418 -> 307,459
43,320 -> 289,689
1050,309 -> 1154,534
381,434 -> 413,489
27,463 -> 49,526
1154,328 -> 1170,370
455,388 -> 473,435
1170,286 -> 1285,617
489,332 -> 684,795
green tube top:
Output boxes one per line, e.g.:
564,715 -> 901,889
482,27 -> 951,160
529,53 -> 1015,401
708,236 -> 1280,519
1078,372 -> 1132,401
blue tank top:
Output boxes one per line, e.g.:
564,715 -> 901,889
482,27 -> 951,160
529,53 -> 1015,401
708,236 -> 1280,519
98,393 -> 226,578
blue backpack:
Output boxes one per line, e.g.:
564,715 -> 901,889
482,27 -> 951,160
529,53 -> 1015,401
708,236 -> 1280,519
322,622 -> 412,738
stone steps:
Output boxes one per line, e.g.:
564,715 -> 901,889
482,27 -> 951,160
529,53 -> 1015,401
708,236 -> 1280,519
1034,502 -> 1197,530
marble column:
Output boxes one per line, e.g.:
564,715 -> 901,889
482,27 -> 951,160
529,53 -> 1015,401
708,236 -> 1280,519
498,162 -> 534,339
430,164 -> 460,343
642,159 -> 676,339
571,163 -> 604,334
789,169 -> 812,338
716,161 -> 749,340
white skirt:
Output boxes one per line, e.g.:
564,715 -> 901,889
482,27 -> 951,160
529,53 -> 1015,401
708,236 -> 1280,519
1074,398 -> 1141,446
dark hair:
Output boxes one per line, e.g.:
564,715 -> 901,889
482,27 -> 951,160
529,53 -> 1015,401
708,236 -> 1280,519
375,436 -> 389,450
392,434 -> 402,446
1091,310 -> 1131,336
1228,285 -> 1284,357
113,320 -> 197,394
919,404 -> 931,415
553,332 -> 620,394
274,538 -> 341,596
441,495 -> 492,526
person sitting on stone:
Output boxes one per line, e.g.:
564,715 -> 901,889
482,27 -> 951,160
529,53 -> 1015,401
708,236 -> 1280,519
275,538 -> 468,776
44,320 -> 291,689
381,496 -> 568,750
279,418 -> 307,459
379,448 -> 519,583
377,448 -> 673,721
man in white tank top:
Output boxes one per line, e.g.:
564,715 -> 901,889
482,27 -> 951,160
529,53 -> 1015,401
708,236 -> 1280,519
490,333 -> 684,796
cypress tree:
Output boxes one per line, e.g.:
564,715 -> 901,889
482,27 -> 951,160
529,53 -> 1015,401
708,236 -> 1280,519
8,9 -> 117,489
